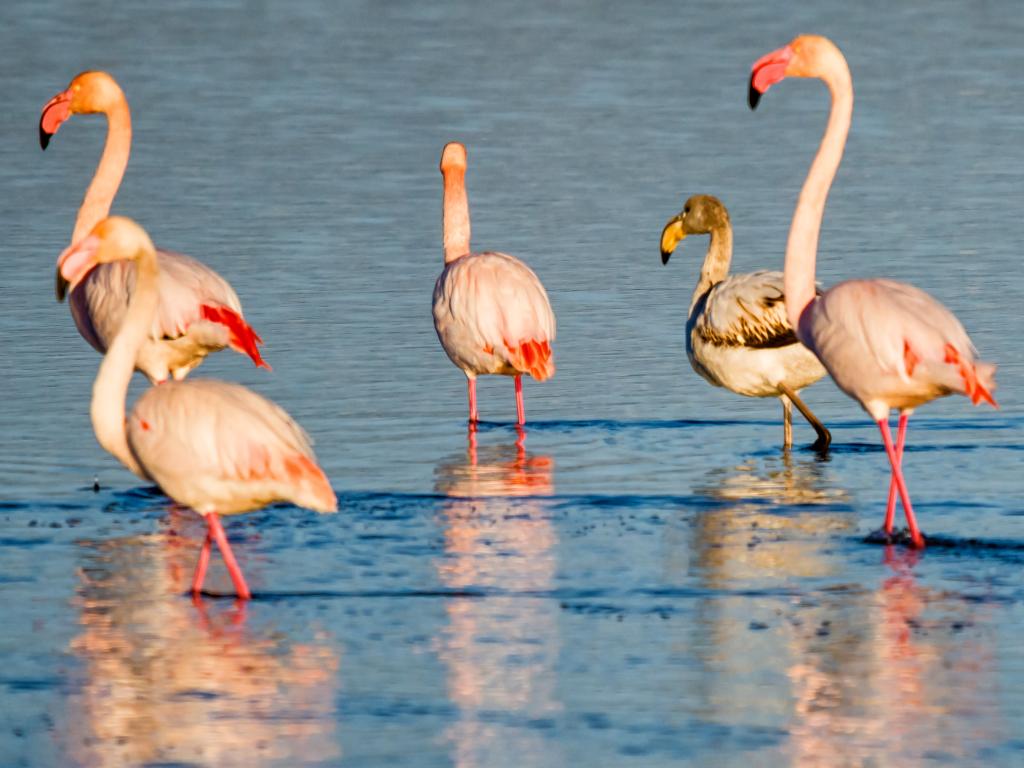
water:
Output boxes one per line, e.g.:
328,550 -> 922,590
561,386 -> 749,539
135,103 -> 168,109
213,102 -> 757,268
2,1 -> 1024,765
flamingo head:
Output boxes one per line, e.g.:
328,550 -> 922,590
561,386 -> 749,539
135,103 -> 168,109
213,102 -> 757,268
56,216 -> 153,300
660,195 -> 730,265
440,142 -> 467,174
40,71 -> 124,150
748,35 -> 838,109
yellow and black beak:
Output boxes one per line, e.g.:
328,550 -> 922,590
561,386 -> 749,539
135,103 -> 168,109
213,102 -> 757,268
660,215 -> 687,265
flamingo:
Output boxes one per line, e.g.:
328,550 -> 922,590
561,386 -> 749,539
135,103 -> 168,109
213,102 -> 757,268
660,194 -> 830,449
57,216 -> 337,599
40,71 -> 268,384
748,35 -> 997,547
433,142 -> 556,425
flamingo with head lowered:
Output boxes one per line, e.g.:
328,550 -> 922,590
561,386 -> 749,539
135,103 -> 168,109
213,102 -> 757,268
41,71 -> 268,384
57,216 -> 336,599
660,194 -> 831,450
433,142 -> 556,425
749,35 -> 997,547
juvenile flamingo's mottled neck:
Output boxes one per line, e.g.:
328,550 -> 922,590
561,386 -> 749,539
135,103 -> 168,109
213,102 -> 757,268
73,96 -> 131,243
441,142 -> 471,264
89,227 -> 158,478
784,40 -> 853,334
691,225 -> 733,315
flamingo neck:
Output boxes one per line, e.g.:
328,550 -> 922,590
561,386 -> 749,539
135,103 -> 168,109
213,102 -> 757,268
784,55 -> 853,334
442,169 -> 471,263
73,98 -> 131,243
90,247 -> 157,479
690,224 -> 733,314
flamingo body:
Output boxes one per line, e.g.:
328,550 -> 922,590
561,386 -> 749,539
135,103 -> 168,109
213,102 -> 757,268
434,142 -> 555,424
801,278 -> 995,421
129,379 -> 336,516
688,270 -> 825,397
433,250 -> 556,382
70,249 -> 260,382
41,71 -> 267,383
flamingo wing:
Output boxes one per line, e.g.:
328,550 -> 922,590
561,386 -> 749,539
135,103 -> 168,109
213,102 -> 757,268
129,380 -> 336,514
698,270 -> 813,349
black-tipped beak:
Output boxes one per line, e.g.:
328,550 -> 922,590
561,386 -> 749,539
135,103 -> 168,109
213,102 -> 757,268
748,74 -> 762,110
660,217 -> 686,265
39,121 -> 52,150
55,267 -> 69,302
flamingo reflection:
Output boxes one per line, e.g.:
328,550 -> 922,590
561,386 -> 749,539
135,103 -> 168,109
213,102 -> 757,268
688,456 -> 997,762
786,548 -> 1000,765
434,428 -> 563,767
60,524 -> 341,767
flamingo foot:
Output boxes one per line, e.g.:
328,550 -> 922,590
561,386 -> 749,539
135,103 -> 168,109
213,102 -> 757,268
883,413 -> 909,533
191,529 -> 213,595
515,374 -> 525,426
467,378 -> 478,424
205,512 -> 252,600
877,420 -> 925,549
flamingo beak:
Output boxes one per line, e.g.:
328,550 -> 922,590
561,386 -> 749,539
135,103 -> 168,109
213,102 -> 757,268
660,216 -> 686,265
748,44 -> 794,110
40,89 -> 73,150
56,235 -> 100,300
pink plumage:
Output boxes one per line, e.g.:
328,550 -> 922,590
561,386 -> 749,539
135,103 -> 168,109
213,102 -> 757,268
41,71 -> 267,383
432,142 -> 556,425
59,217 -> 336,600
751,35 -> 997,548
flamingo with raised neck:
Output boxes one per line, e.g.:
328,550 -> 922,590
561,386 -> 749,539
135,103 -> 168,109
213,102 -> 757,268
433,142 -> 556,425
660,194 -> 830,449
749,35 -> 996,547
57,216 -> 337,599
40,71 -> 268,383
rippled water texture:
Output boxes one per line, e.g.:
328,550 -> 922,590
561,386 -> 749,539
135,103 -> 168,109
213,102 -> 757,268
3,1 -> 1024,765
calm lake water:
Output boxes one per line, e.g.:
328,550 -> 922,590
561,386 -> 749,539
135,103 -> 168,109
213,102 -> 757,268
2,1 -> 1024,765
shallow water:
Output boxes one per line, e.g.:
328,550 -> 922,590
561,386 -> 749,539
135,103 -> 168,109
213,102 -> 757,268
2,1 -> 1024,765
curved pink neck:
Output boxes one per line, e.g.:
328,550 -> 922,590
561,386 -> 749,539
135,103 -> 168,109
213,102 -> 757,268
442,168 -> 471,263
91,244 -> 157,479
73,98 -> 131,243
784,53 -> 853,333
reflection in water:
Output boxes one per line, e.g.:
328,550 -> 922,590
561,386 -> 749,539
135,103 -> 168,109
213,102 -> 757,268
62,523 -> 341,767
786,548 -> 1001,766
434,428 -> 562,767
693,452 -> 852,583
689,456 -> 1000,763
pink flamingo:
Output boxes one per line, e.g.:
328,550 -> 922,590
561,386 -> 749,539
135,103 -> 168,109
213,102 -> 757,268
749,35 -> 997,547
41,71 -> 268,384
57,216 -> 337,599
433,142 -> 556,425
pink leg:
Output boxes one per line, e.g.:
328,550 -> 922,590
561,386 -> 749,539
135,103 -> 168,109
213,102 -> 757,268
191,529 -> 213,595
515,375 -> 525,426
468,378 -> 478,424
876,420 -> 925,549
883,413 -> 909,533
206,513 -> 252,600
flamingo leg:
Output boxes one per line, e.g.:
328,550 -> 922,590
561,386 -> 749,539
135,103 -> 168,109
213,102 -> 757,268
780,395 -> 793,449
191,528 -> 213,595
883,413 -> 910,533
205,512 -> 252,600
779,383 -> 831,450
877,420 -> 924,549
467,378 -> 478,424
515,374 -> 525,425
